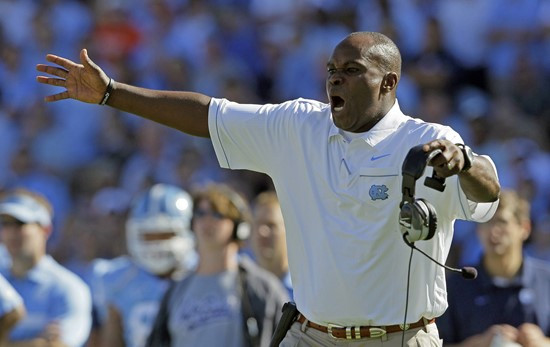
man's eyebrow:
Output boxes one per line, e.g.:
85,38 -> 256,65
326,61 -> 365,69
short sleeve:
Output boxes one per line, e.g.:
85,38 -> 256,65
456,154 -> 499,222
55,273 -> 92,347
208,97 -> 324,174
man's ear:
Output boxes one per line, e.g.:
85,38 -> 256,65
381,72 -> 398,94
43,225 -> 53,240
521,220 -> 532,242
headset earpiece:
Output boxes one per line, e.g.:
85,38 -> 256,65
399,200 -> 436,242
416,198 -> 437,240
220,185 -> 251,241
235,221 -> 251,241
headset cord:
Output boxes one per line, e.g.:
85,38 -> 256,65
401,244 -> 414,347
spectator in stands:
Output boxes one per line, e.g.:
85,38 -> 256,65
99,183 -> 196,347
250,190 -> 293,299
438,189 -> 550,346
0,188 -> 92,347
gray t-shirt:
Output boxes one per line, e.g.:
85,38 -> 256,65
168,270 -> 244,347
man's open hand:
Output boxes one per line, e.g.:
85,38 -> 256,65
36,49 -> 109,104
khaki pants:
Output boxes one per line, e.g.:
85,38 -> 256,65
279,321 -> 442,347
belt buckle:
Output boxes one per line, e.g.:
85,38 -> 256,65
369,327 -> 387,338
327,323 -> 343,339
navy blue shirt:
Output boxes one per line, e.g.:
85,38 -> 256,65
438,255 -> 550,343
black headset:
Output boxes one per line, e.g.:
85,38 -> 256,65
398,145 -> 477,346
399,145 -> 446,347
223,186 -> 251,241
399,145 -> 446,243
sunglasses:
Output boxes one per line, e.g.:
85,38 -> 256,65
0,219 -> 26,228
194,209 -> 225,220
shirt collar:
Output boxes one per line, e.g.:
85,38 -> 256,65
3,255 -> 54,283
328,100 -> 407,147
27,256 -> 55,282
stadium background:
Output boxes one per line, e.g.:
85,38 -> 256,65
0,0 -> 550,298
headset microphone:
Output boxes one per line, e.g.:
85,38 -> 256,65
461,267 -> 478,280
402,233 -> 478,280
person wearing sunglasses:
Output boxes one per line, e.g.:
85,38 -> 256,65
146,183 -> 288,347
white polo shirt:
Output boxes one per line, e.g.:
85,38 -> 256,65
208,98 -> 498,326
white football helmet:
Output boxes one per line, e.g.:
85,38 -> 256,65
126,184 -> 196,275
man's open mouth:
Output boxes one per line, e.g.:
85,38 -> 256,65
331,96 -> 345,112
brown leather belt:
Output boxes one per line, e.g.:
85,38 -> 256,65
296,314 -> 435,339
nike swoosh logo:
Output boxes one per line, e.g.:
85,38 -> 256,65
370,154 -> 391,161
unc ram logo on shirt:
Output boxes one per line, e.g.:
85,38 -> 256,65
369,185 -> 389,201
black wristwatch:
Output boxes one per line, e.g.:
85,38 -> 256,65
456,143 -> 474,172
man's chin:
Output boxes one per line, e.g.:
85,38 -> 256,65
486,246 -> 507,256
332,116 -> 352,131
260,248 -> 275,259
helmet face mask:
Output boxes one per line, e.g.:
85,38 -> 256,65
126,221 -> 195,275
126,184 -> 196,275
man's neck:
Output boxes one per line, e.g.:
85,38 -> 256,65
353,98 -> 396,133
483,250 -> 523,279
260,258 -> 288,279
196,243 -> 239,275
11,253 -> 43,278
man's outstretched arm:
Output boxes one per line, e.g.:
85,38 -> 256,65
36,49 -> 212,138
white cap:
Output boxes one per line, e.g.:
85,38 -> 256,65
0,193 -> 52,227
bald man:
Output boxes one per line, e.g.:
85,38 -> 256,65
37,31 -> 499,346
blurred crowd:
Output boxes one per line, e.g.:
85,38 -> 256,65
0,0 -> 550,286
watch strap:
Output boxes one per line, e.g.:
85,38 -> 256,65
456,143 -> 474,172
